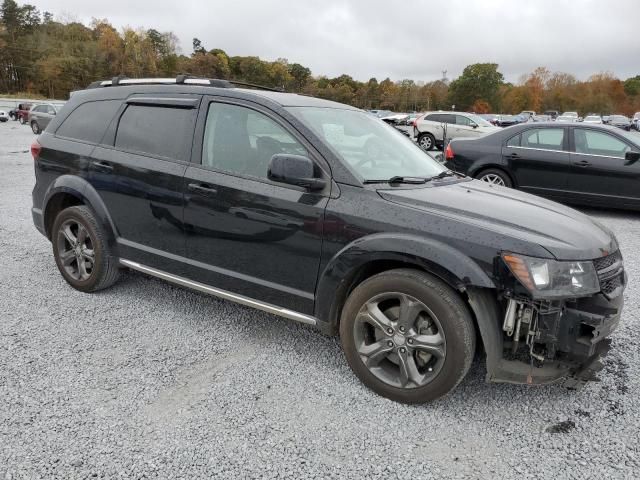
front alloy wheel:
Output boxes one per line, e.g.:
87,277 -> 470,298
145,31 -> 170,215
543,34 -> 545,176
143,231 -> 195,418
340,269 -> 476,404
480,173 -> 505,186
354,293 -> 446,388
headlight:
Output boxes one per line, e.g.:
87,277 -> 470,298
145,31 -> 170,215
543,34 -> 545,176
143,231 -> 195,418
502,253 -> 600,298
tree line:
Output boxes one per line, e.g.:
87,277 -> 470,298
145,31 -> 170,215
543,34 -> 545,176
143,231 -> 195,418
1,0 -> 639,115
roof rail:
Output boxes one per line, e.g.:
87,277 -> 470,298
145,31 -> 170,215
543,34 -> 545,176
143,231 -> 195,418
86,75 -> 283,92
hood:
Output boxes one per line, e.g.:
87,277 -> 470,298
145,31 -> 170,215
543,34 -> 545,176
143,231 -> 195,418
379,179 -> 617,261
479,126 -> 502,133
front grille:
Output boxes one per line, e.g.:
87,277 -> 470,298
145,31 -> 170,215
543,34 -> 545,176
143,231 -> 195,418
593,250 -> 622,272
593,250 -> 624,297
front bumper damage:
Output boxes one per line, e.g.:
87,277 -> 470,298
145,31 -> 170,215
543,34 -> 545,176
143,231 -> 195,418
467,259 -> 626,389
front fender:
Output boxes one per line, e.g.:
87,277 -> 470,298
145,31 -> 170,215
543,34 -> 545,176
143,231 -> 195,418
42,175 -> 118,249
314,233 -> 495,332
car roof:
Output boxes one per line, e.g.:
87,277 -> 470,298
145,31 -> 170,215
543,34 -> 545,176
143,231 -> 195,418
73,83 -> 358,110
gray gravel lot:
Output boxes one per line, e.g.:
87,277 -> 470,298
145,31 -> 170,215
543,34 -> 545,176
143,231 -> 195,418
1,122 -> 639,479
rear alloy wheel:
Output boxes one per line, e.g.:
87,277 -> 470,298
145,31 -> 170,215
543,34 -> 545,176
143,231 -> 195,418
31,121 -> 41,134
418,133 -> 435,151
340,269 -> 476,404
52,205 -> 120,292
477,168 -> 512,188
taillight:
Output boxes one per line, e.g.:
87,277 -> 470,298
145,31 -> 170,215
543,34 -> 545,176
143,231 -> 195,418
30,140 -> 42,160
445,143 -> 454,160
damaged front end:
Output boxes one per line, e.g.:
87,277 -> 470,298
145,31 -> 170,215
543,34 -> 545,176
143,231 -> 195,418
469,250 -> 626,389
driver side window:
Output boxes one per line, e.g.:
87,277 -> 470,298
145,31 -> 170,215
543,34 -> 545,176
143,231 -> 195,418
202,103 -> 307,179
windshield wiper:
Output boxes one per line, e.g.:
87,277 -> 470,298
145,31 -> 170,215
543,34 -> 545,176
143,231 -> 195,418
363,176 -> 428,185
363,171 -> 458,185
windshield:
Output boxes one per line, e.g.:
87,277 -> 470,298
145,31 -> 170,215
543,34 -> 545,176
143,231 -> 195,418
465,114 -> 493,127
288,107 -> 445,181
610,115 -> 628,122
584,116 -> 600,121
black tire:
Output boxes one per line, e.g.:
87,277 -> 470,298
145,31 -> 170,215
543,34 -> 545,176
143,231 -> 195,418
417,133 -> 436,151
51,205 -> 120,292
476,168 -> 513,188
31,121 -> 41,134
340,269 -> 476,404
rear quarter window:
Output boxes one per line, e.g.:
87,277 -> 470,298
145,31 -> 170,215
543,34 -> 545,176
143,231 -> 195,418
56,100 -> 122,144
114,105 -> 196,161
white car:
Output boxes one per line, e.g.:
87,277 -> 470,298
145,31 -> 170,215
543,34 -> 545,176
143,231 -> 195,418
556,115 -> 577,123
413,111 -> 501,150
633,112 -> 640,131
0,110 -> 8,122
583,115 -> 603,124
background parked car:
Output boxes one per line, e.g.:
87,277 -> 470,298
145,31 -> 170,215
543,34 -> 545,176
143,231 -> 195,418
633,112 -> 640,131
556,115 -> 577,123
445,122 -> 640,210
583,115 -> 603,124
16,103 -> 32,124
28,103 -> 65,134
413,111 -> 500,150
495,114 -> 520,127
608,115 -> 632,131
0,110 -> 8,122
562,111 -> 580,121
532,114 -> 552,122
543,110 -> 559,119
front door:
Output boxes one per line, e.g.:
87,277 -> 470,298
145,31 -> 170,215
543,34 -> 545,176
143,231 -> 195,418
182,99 -> 329,314
567,127 -> 640,208
502,126 -> 570,198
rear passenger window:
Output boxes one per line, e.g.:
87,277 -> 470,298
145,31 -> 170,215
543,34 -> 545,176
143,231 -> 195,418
115,105 -> 195,161
56,100 -> 121,144
506,134 -> 520,147
521,128 -> 564,151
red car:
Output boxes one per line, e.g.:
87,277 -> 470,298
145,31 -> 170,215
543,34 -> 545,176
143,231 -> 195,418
16,103 -> 32,124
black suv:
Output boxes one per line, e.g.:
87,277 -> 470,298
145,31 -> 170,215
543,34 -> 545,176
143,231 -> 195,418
31,77 -> 626,403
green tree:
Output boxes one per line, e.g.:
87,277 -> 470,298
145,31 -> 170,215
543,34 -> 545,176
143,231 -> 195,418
447,63 -> 504,110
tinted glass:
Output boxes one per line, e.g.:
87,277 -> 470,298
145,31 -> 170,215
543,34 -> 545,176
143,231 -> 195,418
574,129 -> 631,158
56,100 -> 122,144
115,105 -> 195,161
289,107 -> 445,181
521,128 -> 564,150
456,115 -> 472,126
32,105 -> 44,113
426,113 -> 454,124
46,105 -> 56,115
506,134 -> 520,147
202,103 -> 306,178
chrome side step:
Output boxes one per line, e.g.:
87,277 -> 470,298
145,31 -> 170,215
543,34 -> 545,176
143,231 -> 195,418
119,259 -> 318,326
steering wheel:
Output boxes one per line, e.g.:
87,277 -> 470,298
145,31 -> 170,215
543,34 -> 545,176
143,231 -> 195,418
356,138 -> 384,169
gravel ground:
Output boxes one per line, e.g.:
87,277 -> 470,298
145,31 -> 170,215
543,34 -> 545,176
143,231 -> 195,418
1,122 -> 639,479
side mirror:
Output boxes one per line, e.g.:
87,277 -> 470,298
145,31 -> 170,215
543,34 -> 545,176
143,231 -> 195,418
470,122 -> 478,129
624,151 -> 640,166
268,154 -> 326,191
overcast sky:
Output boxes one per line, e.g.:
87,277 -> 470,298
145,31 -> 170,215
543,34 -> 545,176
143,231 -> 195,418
34,0 -> 640,83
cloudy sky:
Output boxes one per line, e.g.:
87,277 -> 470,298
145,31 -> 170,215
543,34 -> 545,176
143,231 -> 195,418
34,0 -> 640,83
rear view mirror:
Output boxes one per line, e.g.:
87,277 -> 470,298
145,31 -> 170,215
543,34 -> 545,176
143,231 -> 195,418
624,151 -> 640,166
268,154 -> 326,191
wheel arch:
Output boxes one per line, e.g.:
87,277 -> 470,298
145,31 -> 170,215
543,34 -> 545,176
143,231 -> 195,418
42,176 -> 118,251
314,233 -> 495,335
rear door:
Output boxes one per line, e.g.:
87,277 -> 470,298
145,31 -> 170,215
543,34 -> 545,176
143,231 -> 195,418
182,97 -> 330,314
89,96 -> 199,271
567,127 -> 640,208
450,114 -> 480,139
501,126 -> 571,197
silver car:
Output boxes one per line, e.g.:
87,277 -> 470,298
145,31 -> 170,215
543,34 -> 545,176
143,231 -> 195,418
28,103 -> 65,134
413,111 -> 501,150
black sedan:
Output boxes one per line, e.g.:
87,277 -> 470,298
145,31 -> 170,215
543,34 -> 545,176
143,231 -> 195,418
445,122 -> 640,210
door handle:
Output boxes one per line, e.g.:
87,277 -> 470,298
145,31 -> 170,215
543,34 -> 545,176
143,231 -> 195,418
573,160 -> 591,167
187,183 -> 218,196
92,161 -> 114,172
508,153 -> 521,159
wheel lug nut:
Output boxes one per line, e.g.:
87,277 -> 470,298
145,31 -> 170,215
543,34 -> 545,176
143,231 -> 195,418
399,347 -> 406,354
387,341 -> 394,347
407,338 -> 414,345
386,328 -> 393,335
399,326 -> 405,333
